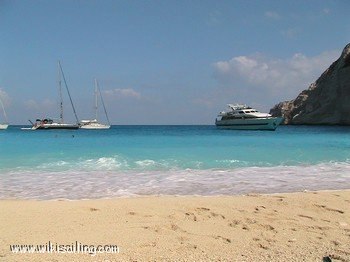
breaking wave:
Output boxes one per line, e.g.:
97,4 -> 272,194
1,161 -> 350,200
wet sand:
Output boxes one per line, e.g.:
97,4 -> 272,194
0,190 -> 349,261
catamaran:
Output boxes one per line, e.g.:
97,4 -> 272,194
80,79 -> 111,129
0,94 -> 8,130
23,61 -> 80,130
215,104 -> 284,131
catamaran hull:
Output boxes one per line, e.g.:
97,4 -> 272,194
216,117 -> 284,131
0,124 -> 8,130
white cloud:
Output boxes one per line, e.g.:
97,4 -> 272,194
265,11 -> 281,20
104,88 -> 141,99
213,50 -> 340,101
322,8 -> 330,15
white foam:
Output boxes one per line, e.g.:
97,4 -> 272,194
1,161 -> 350,200
216,159 -> 241,163
79,156 -> 129,170
37,161 -> 69,168
135,159 -> 156,167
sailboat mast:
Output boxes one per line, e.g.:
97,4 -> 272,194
96,81 -> 111,126
0,95 -> 8,123
58,61 -> 64,123
94,79 -> 98,121
58,61 -> 79,124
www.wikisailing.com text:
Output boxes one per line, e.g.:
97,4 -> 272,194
10,241 -> 119,256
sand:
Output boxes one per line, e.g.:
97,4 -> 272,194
0,190 -> 349,261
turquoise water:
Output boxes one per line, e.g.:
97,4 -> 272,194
1,125 -> 350,199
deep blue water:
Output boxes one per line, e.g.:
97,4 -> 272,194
1,125 -> 350,199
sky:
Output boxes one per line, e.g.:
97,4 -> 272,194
0,0 -> 349,125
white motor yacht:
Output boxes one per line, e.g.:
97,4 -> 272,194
215,104 -> 283,130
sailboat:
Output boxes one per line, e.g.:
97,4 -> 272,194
80,79 -> 111,129
0,93 -> 9,130
23,61 -> 80,130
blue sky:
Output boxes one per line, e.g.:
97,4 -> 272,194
0,0 -> 349,124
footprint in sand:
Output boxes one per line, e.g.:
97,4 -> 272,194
245,218 -> 257,224
214,235 -> 232,243
258,243 -> 269,250
259,224 -> 276,232
185,212 -> 197,222
195,207 -> 226,219
170,223 -> 187,233
228,219 -> 241,227
242,225 -> 250,231
315,204 -> 345,214
209,212 -> 226,219
255,206 -> 266,212
143,225 -> 161,233
196,207 -> 210,211
298,214 -> 315,220
185,243 -> 198,249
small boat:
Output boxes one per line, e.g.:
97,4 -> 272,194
80,79 -> 111,130
215,104 -> 283,131
23,61 -> 80,131
0,94 -> 8,130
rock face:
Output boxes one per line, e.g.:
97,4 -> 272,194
270,43 -> 350,125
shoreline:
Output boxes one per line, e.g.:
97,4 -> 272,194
1,190 -> 349,261
1,188 -> 350,201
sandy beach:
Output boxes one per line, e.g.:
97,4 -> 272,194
0,190 -> 349,261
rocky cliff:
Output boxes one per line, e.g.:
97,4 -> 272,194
270,43 -> 350,125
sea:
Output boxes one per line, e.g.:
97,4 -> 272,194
1,125 -> 350,200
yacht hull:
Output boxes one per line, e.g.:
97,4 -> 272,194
80,123 -> 110,129
34,124 -> 79,130
0,124 -> 8,130
216,117 -> 283,131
